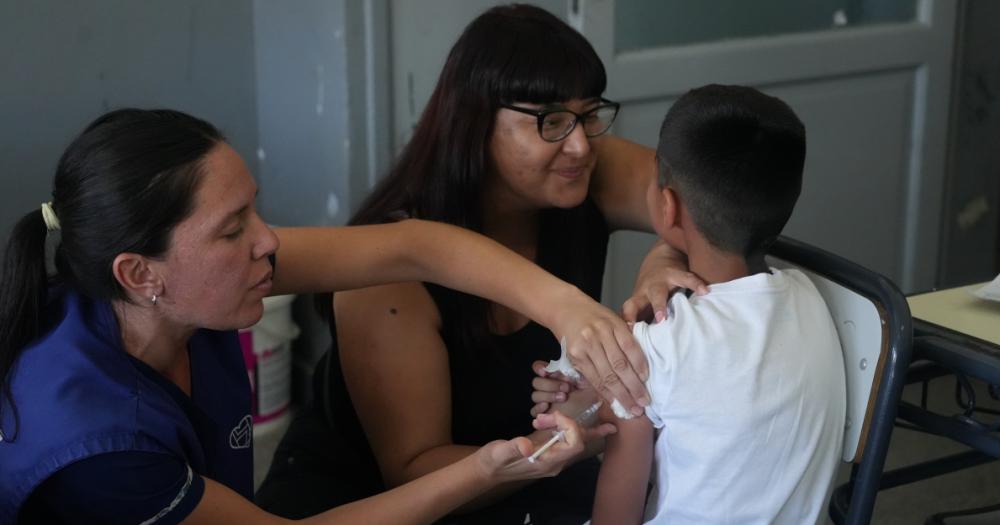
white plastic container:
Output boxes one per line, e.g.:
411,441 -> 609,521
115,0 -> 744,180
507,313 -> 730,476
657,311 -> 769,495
239,294 -> 299,424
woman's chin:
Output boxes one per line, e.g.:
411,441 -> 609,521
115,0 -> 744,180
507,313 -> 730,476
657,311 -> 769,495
551,187 -> 589,209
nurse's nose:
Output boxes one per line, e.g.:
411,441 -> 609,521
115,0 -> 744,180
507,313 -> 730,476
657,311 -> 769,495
251,213 -> 279,260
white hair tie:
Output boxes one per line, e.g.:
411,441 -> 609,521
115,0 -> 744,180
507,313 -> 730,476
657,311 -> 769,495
41,202 -> 60,231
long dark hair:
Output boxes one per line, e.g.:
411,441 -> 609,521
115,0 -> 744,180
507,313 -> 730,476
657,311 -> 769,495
0,108 -> 224,441
318,4 -> 607,349
353,3 -> 606,228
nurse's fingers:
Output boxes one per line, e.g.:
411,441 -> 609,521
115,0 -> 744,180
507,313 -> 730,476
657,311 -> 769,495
567,325 -> 648,417
611,319 -> 647,383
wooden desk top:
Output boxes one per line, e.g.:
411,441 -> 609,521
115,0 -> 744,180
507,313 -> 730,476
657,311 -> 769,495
907,283 -> 1000,347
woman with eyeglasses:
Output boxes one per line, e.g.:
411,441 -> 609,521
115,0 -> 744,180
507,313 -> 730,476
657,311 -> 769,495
256,4 -> 706,523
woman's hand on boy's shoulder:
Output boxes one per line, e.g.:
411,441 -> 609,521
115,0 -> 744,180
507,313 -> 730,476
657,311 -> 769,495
623,240 -> 709,324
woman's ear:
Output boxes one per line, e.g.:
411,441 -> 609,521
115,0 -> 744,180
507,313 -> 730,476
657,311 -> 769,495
112,253 -> 161,302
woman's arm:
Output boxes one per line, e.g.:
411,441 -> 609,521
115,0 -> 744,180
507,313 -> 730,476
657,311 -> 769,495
333,282 -> 566,511
589,135 -> 708,322
271,220 -> 650,414
590,135 -> 660,233
182,413 -> 590,525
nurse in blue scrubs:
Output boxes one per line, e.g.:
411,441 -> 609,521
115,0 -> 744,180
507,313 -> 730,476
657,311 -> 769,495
0,108 -> 626,525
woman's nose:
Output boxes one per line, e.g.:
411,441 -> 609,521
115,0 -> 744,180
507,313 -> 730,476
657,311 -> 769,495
561,122 -> 591,157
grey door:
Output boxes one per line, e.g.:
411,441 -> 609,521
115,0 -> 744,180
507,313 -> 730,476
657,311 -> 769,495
579,0 -> 957,304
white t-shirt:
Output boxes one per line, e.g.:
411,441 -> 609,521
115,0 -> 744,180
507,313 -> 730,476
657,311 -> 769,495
636,268 -> 846,525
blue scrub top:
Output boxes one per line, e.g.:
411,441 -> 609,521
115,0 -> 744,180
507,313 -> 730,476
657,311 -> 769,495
0,287 -> 254,524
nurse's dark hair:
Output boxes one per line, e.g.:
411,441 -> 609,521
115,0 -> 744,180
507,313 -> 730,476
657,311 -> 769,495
317,4 -> 605,348
0,108 -> 223,440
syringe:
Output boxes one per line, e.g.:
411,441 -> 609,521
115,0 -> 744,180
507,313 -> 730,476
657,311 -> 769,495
527,400 -> 603,463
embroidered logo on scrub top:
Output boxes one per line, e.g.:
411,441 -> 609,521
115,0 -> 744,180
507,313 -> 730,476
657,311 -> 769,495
229,415 -> 253,449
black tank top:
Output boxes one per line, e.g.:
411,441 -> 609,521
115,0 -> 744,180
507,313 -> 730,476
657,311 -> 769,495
315,199 -> 609,523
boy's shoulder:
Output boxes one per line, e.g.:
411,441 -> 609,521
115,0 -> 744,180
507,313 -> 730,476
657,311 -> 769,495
632,267 -> 827,357
651,267 -> 815,315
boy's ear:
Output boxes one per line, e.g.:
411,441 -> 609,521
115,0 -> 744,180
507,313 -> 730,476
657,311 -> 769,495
661,186 -> 681,230
112,253 -> 162,302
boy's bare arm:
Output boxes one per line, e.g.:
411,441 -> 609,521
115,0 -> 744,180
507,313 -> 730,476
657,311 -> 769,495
592,405 -> 654,525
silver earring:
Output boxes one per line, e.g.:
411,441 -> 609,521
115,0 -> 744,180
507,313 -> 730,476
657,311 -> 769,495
151,294 -> 158,305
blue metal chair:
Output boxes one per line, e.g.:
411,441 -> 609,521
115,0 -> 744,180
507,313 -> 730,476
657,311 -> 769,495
767,236 -> 913,524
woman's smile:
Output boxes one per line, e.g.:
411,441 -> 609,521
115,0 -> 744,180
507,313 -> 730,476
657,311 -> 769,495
553,165 -> 587,180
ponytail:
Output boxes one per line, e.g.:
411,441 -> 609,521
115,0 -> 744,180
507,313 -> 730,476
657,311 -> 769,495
0,209 -> 51,441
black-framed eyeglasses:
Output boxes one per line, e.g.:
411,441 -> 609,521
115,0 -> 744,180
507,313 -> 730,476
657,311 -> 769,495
499,98 -> 621,143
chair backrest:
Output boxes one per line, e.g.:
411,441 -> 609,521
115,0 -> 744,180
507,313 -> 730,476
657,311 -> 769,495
768,238 -> 909,462
767,249 -> 888,462
767,236 -> 912,524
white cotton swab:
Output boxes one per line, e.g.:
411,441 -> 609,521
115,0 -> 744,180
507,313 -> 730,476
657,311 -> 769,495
542,337 -> 582,380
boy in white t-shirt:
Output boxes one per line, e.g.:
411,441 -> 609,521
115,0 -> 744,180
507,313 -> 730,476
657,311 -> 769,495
589,85 -> 847,524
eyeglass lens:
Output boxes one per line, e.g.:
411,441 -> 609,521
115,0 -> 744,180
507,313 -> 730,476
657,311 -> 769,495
540,105 -> 618,141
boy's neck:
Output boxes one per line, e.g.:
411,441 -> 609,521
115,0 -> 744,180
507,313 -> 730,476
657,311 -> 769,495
683,241 -> 769,285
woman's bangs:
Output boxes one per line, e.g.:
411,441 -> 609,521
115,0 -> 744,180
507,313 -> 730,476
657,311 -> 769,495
493,37 -> 606,104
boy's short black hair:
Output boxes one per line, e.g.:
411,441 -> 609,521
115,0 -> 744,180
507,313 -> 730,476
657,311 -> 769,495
657,84 -> 805,258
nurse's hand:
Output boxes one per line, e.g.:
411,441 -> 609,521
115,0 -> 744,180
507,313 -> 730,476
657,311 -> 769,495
476,411 -> 615,483
622,240 -> 708,324
535,406 -> 614,459
551,292 -> 649,417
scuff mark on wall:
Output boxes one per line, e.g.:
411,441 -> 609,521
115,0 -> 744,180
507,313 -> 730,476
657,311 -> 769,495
964,67 -> 998,126
957,195 -> 990,230
316,64 -> 325,116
